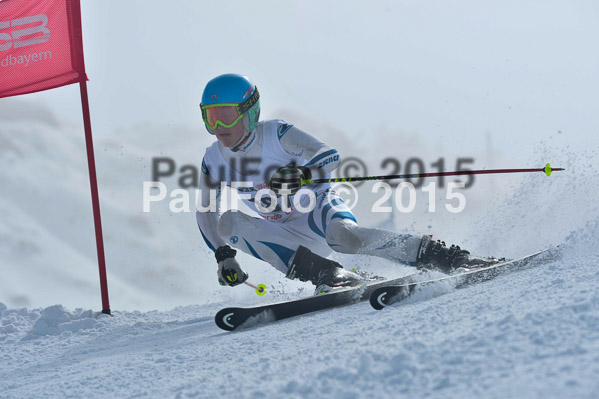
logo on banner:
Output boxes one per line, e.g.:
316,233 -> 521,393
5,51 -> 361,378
0,14 -> 52,68
0,14 -> 51,51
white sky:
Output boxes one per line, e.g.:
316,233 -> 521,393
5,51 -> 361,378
3,0 -> 599,160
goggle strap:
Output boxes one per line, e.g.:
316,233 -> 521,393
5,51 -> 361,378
238,87 -> 260,114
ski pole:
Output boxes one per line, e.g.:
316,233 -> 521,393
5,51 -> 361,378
302,163 -> 564,185
245,281 -> 267,296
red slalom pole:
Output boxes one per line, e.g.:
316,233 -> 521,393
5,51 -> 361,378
80,80 -> 111,315
303,163 -> 564,185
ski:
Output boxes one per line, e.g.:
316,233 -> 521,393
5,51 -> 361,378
215,248 -> 556,331
215,274 -> 416,331
369,248 -> 554,310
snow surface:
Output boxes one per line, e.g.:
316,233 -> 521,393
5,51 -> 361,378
1,246 -> 599,398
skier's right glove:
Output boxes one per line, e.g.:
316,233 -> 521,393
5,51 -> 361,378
215,245 -> 248,287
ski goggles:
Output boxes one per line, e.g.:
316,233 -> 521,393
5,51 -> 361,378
201,104 -> 244,130
200,87 -> 260,131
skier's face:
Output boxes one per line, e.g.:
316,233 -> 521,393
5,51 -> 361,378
213,120 -> 246,148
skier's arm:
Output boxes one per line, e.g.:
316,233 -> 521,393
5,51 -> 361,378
196,160 -> 249,287
278,124 -> 341,177
195,158 -> 226,252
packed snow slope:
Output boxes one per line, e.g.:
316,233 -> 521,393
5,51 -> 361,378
1,236 -> 598,398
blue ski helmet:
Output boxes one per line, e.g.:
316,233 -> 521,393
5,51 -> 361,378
200,74 -> 260,135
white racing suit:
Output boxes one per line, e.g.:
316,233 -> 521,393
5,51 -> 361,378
196,119 -> 422,274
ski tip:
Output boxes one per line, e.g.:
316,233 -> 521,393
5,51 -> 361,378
215,308 -> 241,331
369,288 -> 389,310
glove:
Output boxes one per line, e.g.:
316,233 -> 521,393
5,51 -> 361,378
269,166 -> 311,196
215,245 -> 248,287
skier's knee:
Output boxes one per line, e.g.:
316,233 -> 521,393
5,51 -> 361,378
217,210 -> 237,238
326,218 -> 362,253
216,210 -> 233,238
217,210 -> 258,240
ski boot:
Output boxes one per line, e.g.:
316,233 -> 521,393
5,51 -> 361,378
286,245 -> 364,294
416,235 -> 497,274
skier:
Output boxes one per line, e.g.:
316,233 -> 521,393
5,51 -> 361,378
196,73 -> 487,293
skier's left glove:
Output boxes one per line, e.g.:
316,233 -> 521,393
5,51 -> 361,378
215,245 -> 248,287
269,166 -> 311,196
